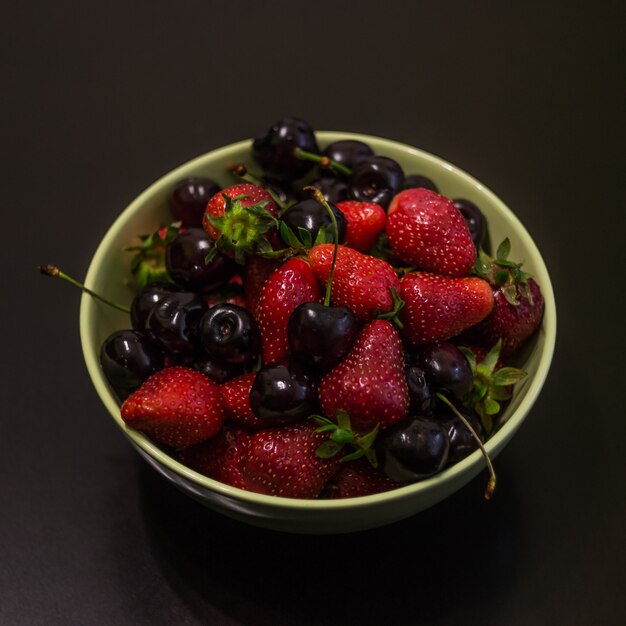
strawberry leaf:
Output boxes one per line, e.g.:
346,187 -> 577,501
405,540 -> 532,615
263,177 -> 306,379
491,367 -> 528,386
316,441 -> 343,459
496,238 -> 511,261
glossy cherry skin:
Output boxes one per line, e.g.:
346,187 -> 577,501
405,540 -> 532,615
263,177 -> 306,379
131,282 -> 180,331
288,302 -> 358,371
300,177 -> 350,204
170,177 -> 221,227
405,366 -> 433,413
434,402 -> 484,466
280,198 -> 347,245
322,140 -> 374,172
349,156 -> 405,209
199,304 -> 261,364
146,292 -> 208,356
377,417 -> 449,482
453,198 -> 490,252
414,343 -> 473,400
100,330 -> 165,400
249,362 -> 319,425
252,117 -> 319,183
404,174 -> 439,193
166,228 -> 236,291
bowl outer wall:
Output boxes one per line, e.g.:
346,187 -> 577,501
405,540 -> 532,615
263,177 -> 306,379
79,132 -> 556,533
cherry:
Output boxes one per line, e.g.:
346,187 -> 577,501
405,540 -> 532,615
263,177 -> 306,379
166,228 -> 235,291
131,282 -> 180,331
280,198 -> 347,245
179,355 -> 242,384
100,330 -> 165,400
146,291 -> 208,356
170,177 -> 220,227
288,302 -> 358,371
434,403 -> 484,466
199,304 -> 261,364
377,417 -> 449,482
322,140 -> 374,172
349,156 -> 405,209
249,361 -> 319,425
252,117 -> 319,183
414,343 -> 473,400
453,198 -> 490,252
404,174 -> 438,192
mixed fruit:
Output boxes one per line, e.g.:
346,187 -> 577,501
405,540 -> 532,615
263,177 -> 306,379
41,117 -> 545,500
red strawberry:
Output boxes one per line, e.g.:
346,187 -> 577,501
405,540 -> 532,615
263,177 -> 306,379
121,366 -> 224,448
243,255 -> 282,315
202,183 -> 278,263
319,320 -> 409,432
240,421 -> 342,498
465,239 -> 544,356
386,188 -> 476,277
178,425 -> 251,489
220,373 -> 265,430
255,257 -> 323,364
336,200 -> 386,252
323,458 -> 399,499
400,272 -> 494,345
308,244 -> 401,321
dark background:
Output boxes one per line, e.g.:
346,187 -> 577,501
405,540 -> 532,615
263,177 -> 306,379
2,2 -> 625,625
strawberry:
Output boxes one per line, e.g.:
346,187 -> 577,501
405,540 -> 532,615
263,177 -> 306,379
466,239 -> 544,356
121,366 -> 224,448
386,188 -> 476,277
255,257 -> 323,364
243,255 -> 282,315
336,200 -> 386,252
240,422 -> 342,498
323,458 -> 399,499
308,244 -> 401,321
318,320 -> 409,433
220,373 -> 265,430
202,183 -> 278,263
178,425 -> 251,489
400,272 -> 494,345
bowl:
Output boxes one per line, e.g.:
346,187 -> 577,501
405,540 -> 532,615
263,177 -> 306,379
80,132 -> 556,534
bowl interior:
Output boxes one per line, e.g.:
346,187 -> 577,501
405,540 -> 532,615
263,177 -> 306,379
80,132 -> 556,512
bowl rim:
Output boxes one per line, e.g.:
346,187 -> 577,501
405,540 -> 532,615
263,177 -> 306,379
80,131 -> 557,510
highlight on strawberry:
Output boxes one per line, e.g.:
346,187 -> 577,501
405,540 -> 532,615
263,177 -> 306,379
39,117 -> 547,502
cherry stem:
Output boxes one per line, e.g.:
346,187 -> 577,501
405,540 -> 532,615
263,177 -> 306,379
38,264 -> 131,314
293,148 -> 352,177
436,392 -> 497,500
305,187 -> 339,307
227,162 -> 287,211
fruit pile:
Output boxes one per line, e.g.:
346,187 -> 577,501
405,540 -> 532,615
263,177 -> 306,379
42,118 -> 545,500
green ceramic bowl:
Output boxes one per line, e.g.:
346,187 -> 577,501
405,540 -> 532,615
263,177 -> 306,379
80,132 -> 556,534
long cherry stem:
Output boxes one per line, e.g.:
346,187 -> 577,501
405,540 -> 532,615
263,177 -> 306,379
305,187 -> 339,307
39,264 -> 131,314
436,392 -> 497,500
293,148 -> 352,177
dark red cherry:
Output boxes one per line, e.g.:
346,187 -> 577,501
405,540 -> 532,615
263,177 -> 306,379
131,282 -> 181,331
170,177 -> 221,227
349,156 -> 405,209
280,198 -> 347,246
288,302 -> 358,371
405,366 -> 433,413
404,174 -> 438,192
299,177 -> 350,204
100,330 -> 165,400
433,402 -> 484,466
199,304 -> 261,364
179,355 -> 243,384
453,198 -> 490,252
166,228 -> 236,291
252,117 -> 319,183
322,140 -> 374,172
377,417 -> 449,482
249,361 -> 318,425
414,343 -> 473,400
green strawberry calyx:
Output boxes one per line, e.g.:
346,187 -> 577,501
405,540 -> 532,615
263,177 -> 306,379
206,194 -> 278,265
310,410 -> 379,467
459,340 -> 527,435
472,238 -> 534,306
125,222 -> 181,289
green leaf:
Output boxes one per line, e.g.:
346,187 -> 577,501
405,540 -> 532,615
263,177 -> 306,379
340,448 -> 365,463
491,367 -> 528,386
490,386 -> 513,401
330,429 -> 355,445
297,227 -> 313,248
481,340 -> 502,374
484,397 -> 501,415
316,440 -> 343,459
313,423 -> 337,434
278,221 -> 303,249
309,414 -> 333,426
494,269 -> 510,286
496,238 -> 511,261
356,423 -> 379,451
502,284 -> 520,306
204,246 -> 218,264
458,346 -> 476,371
336,409 -> 351,431
256,237 -> 273,254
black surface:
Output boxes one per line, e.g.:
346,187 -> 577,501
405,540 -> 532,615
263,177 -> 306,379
3,2 -> 625,625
